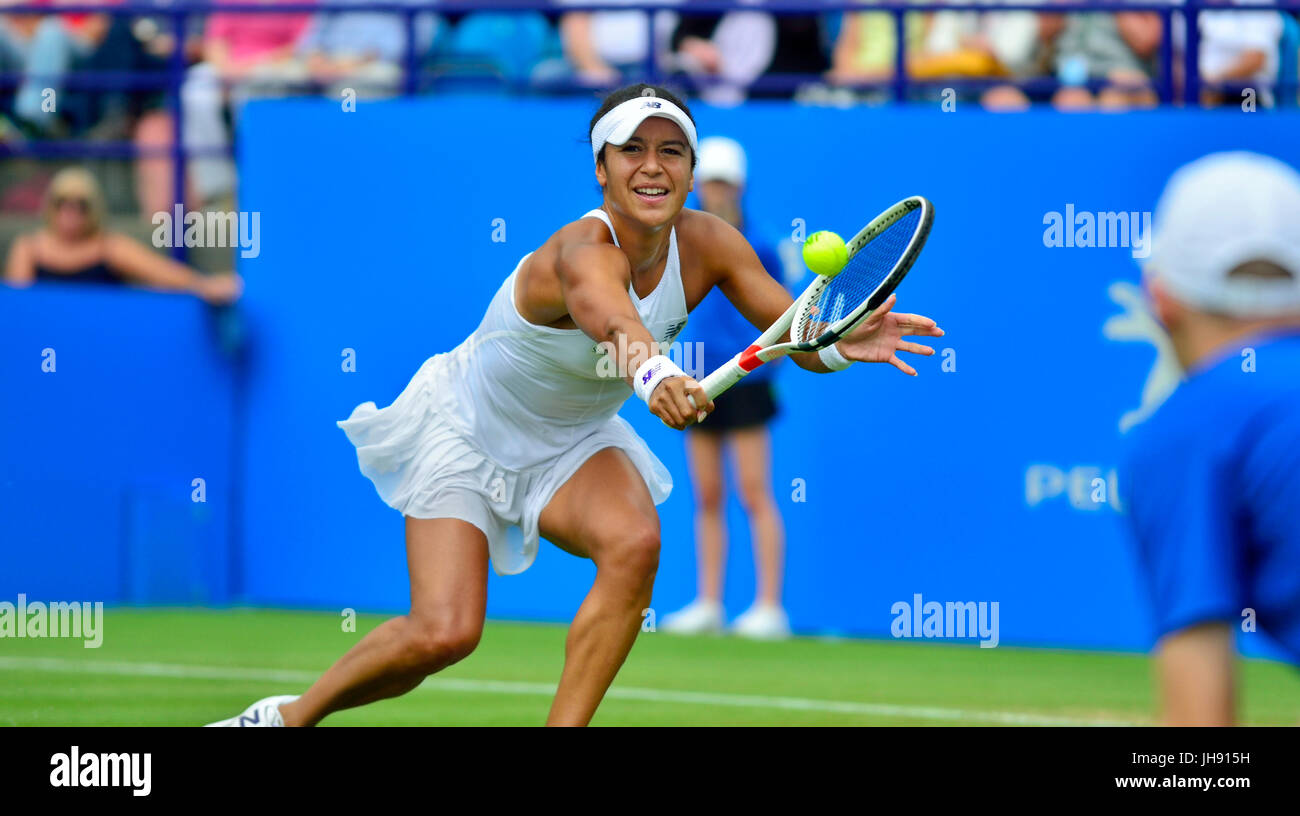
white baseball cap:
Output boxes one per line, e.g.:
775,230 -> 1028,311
1144,151 -> 1300,317
590,95 -> 698,164
697,136 -> 747,187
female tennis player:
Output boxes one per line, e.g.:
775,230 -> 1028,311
208,83 -> 943,727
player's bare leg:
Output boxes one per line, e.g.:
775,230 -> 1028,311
539,447 -> 661,726
277,517 -> 489,727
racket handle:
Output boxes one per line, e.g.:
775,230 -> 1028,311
700,362 -> 746,400
686,358 -> 748,411
686,300 -> 797,410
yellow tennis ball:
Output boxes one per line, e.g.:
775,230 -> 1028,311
802,230 -> 848,277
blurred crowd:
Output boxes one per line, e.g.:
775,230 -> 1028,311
0,1 -> 1296,215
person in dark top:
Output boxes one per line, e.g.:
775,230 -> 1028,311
4,167 -> 241,303
662,136 -> 792,639
670,11 -> 829,101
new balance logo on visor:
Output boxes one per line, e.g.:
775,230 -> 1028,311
643,101 -> 662,109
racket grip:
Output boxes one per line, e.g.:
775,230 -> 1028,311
701,363 -> 746,400
687,359 -> 748,410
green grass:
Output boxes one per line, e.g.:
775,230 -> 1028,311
1,609 -> 1296,726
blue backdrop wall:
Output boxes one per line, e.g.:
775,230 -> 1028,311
1,288 -> 237,605
5,98 -> 1297,657
231,98 -> 1299,654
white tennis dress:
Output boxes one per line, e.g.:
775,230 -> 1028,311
338,208 -> 688,575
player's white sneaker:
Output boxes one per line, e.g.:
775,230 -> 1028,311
204,695 -> 299,727
731,603 -> 791,640
661,598 -> 724,635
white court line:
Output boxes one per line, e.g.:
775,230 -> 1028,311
0,656 -> 1140,726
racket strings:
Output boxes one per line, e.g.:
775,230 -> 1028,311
796,206 -> 922,343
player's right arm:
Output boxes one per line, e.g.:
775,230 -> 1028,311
556,241 -> 712,429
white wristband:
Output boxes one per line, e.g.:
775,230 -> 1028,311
633,354 -> 686,403
818,342 -> 853,372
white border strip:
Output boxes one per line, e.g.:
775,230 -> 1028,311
0,656 -> 1140,726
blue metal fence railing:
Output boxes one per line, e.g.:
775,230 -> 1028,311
3,1 -> 1299,260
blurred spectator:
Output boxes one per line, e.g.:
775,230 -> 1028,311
668,10 -> 777,105
1,1 -> 114,137
0,5 -> 189,215
3,167 -> 241,303
758,13 -> 833,98
550,0 -> 676,87
1196,0 -> 1285,107
182,0 -> 317,205
61,10 -> 177,140
828,2 -> 926,92
298,4 -> 402,97
906,1 -> 1044,109
0,6 -> 47,135
435,11 -> 551,87
111,14 -> 207,216
1049,8 -> 1162,110
297,0 -> 438,97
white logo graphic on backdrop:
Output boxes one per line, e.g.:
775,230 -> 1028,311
1102,281 -> 1182,432
1023,282 -> 1177,513
1025,464 -> 1122,512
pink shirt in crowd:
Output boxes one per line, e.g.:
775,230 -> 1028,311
207,3 -> 316,63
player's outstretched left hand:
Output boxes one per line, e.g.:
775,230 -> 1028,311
835,294 -> 944,376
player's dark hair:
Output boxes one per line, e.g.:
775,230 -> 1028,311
588,83 -> 696,169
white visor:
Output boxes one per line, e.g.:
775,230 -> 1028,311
591,96 -> 698,165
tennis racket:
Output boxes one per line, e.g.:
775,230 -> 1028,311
691,195 -> 934,404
